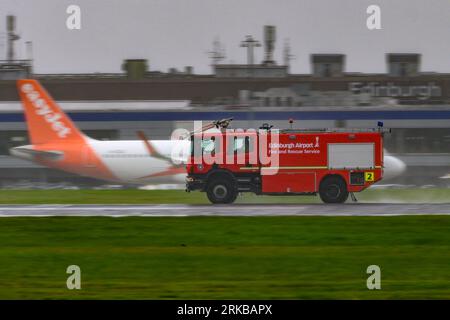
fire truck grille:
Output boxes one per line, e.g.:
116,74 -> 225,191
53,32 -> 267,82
350,172 -> 365,186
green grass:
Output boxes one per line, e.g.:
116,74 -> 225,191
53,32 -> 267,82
0,188 -> 450,204
0,216 -> 449,299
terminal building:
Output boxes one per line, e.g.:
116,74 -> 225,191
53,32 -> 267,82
0,20 -> 449,187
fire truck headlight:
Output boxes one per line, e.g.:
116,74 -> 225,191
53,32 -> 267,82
197,164 -> 204,171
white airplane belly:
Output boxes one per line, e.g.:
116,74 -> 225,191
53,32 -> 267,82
87,140 -> 177,183
104,156 -> 172,183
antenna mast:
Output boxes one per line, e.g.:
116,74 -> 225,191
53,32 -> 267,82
6,15 -> 20,62
263,25 -> 276,65
240,35 -> 261,65
283,38 -> 295,72
208,38 -> 225,70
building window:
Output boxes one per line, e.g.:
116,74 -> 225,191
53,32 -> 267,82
286,97 -> 293,106
400,63 -> 407,77
82,130 -> 119,141
323,64 -> 332,77
275,97 -> 282,106
384,128 -> 450,153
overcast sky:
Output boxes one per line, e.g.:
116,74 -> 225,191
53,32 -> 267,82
2,0 -> 450,74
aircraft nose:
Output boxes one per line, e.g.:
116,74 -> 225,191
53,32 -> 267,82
397,157 -> 407,174
393,157 -> 406,178
384,155 -> 406,180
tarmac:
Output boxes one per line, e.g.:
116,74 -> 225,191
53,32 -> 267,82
1,203 -> 450,217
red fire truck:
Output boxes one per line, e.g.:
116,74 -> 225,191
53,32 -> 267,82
186,120 -> 388,204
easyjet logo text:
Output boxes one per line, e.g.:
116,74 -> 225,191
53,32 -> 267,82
21,83 -> 71,138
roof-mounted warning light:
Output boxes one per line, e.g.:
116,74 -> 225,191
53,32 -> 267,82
259,123 -> 273,131
289,118 -> 294,129
377,121 -> 391,134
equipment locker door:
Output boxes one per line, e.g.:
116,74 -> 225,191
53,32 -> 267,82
328,143 -> 374,169
262,172 -> 316,193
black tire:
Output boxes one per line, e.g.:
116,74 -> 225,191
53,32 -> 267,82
206,178 -> 237,204
319,175 -> 349,204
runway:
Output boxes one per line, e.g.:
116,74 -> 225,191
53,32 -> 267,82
1,203 -> 450,217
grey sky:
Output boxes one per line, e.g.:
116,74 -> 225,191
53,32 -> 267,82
2,0 -> 450,74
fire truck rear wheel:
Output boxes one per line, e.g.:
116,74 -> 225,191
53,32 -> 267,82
319,175 -> 349,204
206,179 -> 237,204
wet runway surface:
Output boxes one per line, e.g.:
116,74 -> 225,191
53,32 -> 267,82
0,203 -> 450,217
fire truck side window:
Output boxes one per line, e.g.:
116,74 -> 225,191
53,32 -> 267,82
235,138 -> 245,153
226,136 -> 235,155
202,137 -> 221,156
192,135 -> 202,157
202,138 -> 214,154
229,137 -> 253,154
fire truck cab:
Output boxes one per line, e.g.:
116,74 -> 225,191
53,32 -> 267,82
186,122 -> 387,204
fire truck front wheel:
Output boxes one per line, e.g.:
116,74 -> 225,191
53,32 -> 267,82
319,175 -> 349,204
206,179 -> 238,204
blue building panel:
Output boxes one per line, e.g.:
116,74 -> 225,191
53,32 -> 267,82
1,110 -> 450,122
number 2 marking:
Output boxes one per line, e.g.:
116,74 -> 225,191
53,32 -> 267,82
365,172 -> 374,182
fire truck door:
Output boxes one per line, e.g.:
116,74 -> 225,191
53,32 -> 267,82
231,136 -> 254,166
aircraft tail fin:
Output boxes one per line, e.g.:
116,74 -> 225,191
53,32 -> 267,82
17,79 -> 85,144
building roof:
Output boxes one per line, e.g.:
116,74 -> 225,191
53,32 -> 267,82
311,54 -> 345,63
387,53 -> 421,63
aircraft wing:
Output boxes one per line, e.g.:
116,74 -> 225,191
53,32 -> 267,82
136,131 -> 188,164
